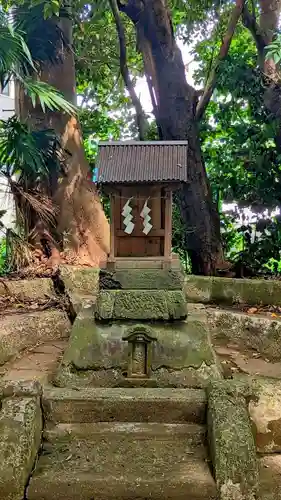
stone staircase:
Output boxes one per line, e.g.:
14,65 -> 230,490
27,388 -> 217,500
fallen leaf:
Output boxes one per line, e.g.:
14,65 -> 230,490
247,307 -> 258,314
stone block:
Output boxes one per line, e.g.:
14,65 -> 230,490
207,308 -> 281,362
185,276 -> 212,303
0,396 -> 42,499
0,380 -> 42,399
112,269 -> 184,290
207,380 -> 259,500
185,275 -> 281,306
64,312 -> 127,371
56,318 -> 221,388
95,290 -> 115,320
249,379 -> 281,453
95,290 -> 187,321
113,290 -> 170,320
60,266 -> 99,312
42,387 -> 207,424
60,265 -> 100,296
0,278 -> 55,301
166,290 -> 187,319
0,309 -> 71,366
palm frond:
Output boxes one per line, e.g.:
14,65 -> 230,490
0,24 -> 34,84
21,77 -> 77,114
0,116 -> 47,179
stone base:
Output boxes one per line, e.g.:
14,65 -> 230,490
95,289 -> 187,321
54,308 -> 221,389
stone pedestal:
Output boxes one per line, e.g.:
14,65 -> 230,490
55,267 -> 221,389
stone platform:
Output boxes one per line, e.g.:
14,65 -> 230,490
2,269 -> 281,499
55,267 -> 220,389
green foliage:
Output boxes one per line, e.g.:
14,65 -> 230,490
0,116 -> 60,181
0,6 -> 76,114
265,36 -> 281,64
0,237 -> 7,274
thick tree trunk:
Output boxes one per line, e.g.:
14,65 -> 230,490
120,0 -> 223,274
16,14 -> 110,268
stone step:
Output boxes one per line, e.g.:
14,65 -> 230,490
28,422 -> 216,500
260,455 -> 281,500
43,387 -> 206,424
44,422 -> 206,450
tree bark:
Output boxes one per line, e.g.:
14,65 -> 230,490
16,13 -> 110,268
119,0 -> 223,274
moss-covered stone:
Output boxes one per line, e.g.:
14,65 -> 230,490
0,278 -> 55,301
56,317 -> 221,388
95,290 -> 187,321
113,290 -> 170,320
207,380 -> 259,500
151,321 -> 217,371
185,276 -> 212,303
112,269 -> 184,290
185,275 -> 281,306
64,309 -> 127,371
0,396 -> 42,500
95,291 -> 115,320
0,309 -> 71,366
60,265 -> 99,296
166,290 -> 187,320
208,308 -> 281,362
0,380 -> 42,400
248,378 -> 281,454
60,265 -> 99,313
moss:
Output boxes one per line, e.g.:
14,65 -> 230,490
0,309 -> 71,366
95,291 -> 115,320
0,380 -> 42,400
63,314 -> 127,371
166,290 -> 187,320
185,276 -> 212,303
208,380 -> 259,500
95,290 -> 187,321
113,290 -> 170,320
60,266 -> 100,296
185,275 -> 281,307
0,278 -> 55,300
208,309 -> 281,362
0,396 -> 42,499
113,269 -> 184,290
151,320 -> 219,370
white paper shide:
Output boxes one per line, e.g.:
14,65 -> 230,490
140,199 -> 153,235
122,198 -> 135,234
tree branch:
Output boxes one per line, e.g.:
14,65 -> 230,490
109,0 -> 147,140
242,4 -> 266,59
196,0 -> 246,121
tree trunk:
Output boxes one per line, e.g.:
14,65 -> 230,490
16,13 -> 110,268
120,0 -> 223,274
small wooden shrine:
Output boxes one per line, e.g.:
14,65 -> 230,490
95,141 -> 188,268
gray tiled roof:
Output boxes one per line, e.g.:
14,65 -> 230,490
96,141 -> 188,184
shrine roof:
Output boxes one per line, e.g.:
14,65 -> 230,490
95,141 -> 188,184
